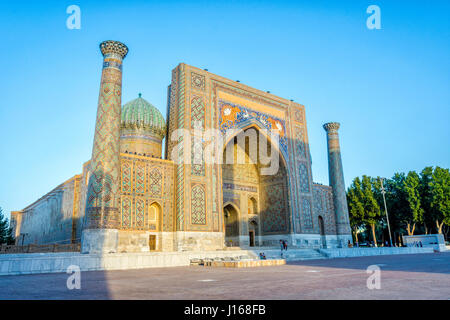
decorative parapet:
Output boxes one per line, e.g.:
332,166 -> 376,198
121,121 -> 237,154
323,122 -> 341,152
323,122 -> 340,133
99,40 -> 128,59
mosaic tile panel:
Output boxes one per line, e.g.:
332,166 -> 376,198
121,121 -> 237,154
191,72 -> 205,91
191,184 -> 206,225
294,107 -> 303,123
302,198 -> 313,229
135,162 -> 146,194
218,100 -> 288,158
135,197 -> 145,229
149,167 -> 162,198
121,160 -> 132,193
190,96 -> 205,176
261,183 -> 288,233
176,66 -> 186,230
298,162 -> 310,193
119,155 -> 175,232
121,196 -> 132,229
295,126 -> 306,159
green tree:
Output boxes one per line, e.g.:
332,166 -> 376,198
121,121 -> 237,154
419,166 -> 434,234
347,177 -> 365,243
388,173 -> 411,242
429,167 -> 450,234
403,171 -> 424,235
347,166 -> 450,244
0,207 -> 14,245
361,175 -> 381,246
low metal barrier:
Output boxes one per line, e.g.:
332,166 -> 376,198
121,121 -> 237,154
0,243 -> 80,254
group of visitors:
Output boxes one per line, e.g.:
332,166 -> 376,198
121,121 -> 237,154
258,240 -> 288,260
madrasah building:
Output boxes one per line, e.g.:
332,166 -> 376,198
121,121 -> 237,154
11,40 -> 352,254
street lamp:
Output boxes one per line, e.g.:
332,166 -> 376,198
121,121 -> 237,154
380,178 -> 393,247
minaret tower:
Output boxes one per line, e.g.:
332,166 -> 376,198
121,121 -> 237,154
323,122 -> 352,247
81,40 -> 128,254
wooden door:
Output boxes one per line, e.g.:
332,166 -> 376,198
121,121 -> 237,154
149,235 -> 156,251
249,231 -> 255,247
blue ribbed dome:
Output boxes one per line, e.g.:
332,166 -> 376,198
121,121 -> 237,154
121,94 -> 166,140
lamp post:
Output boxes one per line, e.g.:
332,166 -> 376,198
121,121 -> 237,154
380,178 -> 393,246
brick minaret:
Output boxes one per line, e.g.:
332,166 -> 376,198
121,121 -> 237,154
81,40 -> 128,254
323,122 -> 352,247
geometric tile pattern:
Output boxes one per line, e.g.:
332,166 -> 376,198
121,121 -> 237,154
85,44 -> 127,229
295,125 -> 306,159
298,163 -> 310,193
191,184 -> 206,225
119,155 -> 174,232
162,65 -> 351,239
261,183 -> 288,233
149,167 -> 162,197
293,107 -> 303,123
191,72 -> 205,91
135,162 -> 146,194
175,66 -> 186,231
135,198 -> 145,229
302,198 -> 313,229
190,96 -> 205,176
121,196 -> 132,229
121,160 -> 132,193
312,184 -> 337,235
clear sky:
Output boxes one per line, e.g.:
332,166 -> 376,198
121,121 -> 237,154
0,0 -> 449,219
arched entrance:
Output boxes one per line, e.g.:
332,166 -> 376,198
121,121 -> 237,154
318,216 -> 326,248
248,219 -> 258,247
221,126 -> 290,247
148,202 -> 162,251
248,197 -> 260,246
223,203 -> 240,246
248,197 -> 257,215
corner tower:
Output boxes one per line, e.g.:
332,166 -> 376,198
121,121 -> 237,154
323,122 -> 352,247
82,40 -> 128,254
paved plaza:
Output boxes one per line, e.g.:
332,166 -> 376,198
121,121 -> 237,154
0,253 -> 449,300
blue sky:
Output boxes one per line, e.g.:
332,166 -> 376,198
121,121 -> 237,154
0,0 -> 449,219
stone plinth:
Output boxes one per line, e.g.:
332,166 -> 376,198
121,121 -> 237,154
403,234 -> 447,252
209,259 -> 286,268
81,229 -> 118,254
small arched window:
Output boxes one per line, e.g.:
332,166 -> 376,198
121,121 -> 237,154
148,202 -> 161,231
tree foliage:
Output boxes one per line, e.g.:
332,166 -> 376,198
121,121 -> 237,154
0,207 -> 14,245
429,167 -> 450,233
346,166 -> 450,243
347,175 -> 381,245
403,171 -> 424,235
347,177 -> 365,242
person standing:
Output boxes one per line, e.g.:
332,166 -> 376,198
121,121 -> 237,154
279,240 -> 284,258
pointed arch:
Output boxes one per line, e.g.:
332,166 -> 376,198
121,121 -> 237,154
221,125 -> 291,240
148,201 -> 162,232
223,203 -> 240,246
222,121 -> 290,170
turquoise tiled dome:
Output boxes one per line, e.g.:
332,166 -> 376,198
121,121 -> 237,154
121,94 -> 166,140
